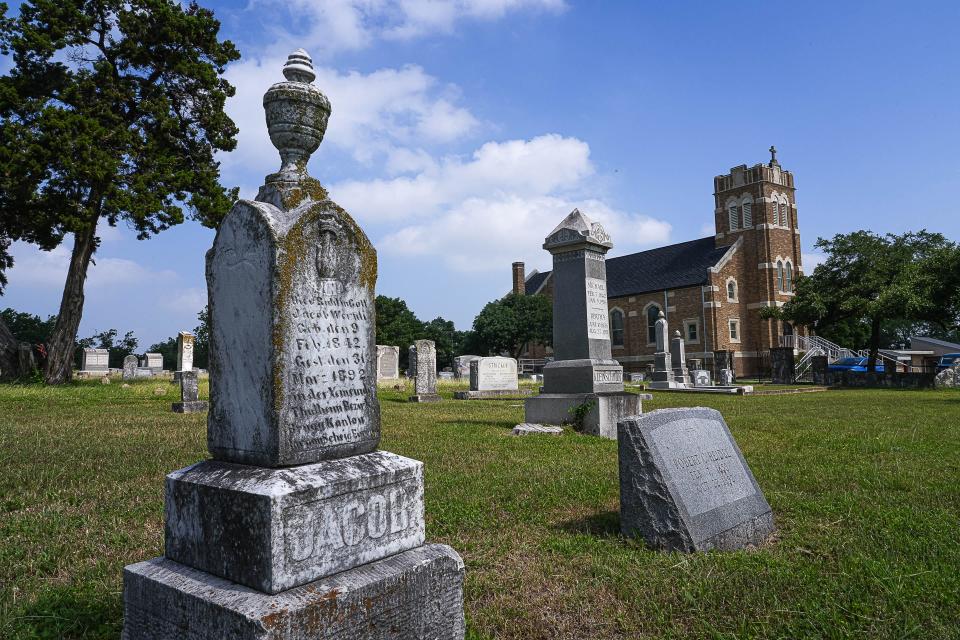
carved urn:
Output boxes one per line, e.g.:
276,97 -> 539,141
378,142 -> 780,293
262,49 -> 331,179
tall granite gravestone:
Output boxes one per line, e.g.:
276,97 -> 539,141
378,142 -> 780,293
523,209 -> 640,438
649,312 -> 680,389
670,330 -> 690,386
82,348 -> 109,373
770,347 -> 795,384
122,355 -> 138,381
409,339 -> 441,402
122,49 -> 464,639
375,345 -> 400,380
618,407 -> 774,551
171,370 -> 208,414
811,355 -> 829,386
454,356 -> 524,399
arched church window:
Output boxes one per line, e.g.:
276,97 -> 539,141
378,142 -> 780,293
727,279 -> 737,302
784,261 -> 793,292
646,305 -> 661,344
777,260 -> 784,291
610,309 -> 625,347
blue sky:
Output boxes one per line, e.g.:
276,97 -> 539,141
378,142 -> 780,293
4,0 -> 959,346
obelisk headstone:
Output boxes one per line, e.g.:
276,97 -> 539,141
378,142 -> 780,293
649,312 -> 679,389
671,330 -> 690,386
172,331 -> 195,382
409,339 -> 441,402
122,49 -> 465,639
523,209 -> 641,438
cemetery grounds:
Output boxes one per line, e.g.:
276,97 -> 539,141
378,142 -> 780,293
0,380 -> 958,639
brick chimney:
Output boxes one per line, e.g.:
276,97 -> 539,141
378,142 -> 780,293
512,261 -> 526,295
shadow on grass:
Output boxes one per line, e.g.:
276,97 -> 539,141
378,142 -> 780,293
557,510 -> 622,539
9,585 -> 122,639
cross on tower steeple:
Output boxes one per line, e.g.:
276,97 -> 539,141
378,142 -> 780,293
768,145 -> 779,167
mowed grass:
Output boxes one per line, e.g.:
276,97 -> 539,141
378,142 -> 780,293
1,379 -> 959,639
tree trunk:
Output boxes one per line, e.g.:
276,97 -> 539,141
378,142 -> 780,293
0,317 -> 22,380
866,316 -> 882,373
44,223 -> 98,384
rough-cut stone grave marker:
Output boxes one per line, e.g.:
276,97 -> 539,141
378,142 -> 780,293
171,370 -> 208,414
121,48 -> 464,640
122,355 -> 138,381
618,407 -> 774,551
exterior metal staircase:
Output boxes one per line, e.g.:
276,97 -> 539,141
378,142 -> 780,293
781,335 -> 900,381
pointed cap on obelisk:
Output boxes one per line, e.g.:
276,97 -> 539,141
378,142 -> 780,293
543,208 -> 613,253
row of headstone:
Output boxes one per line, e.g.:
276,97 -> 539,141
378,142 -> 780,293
122,49 -> 464,638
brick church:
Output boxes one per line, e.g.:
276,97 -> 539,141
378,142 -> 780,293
515,149 -> 806,376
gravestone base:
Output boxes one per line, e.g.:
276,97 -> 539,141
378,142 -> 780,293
648,379 -> 684,389
524,392 -> 641,439
540,359 -> 626,394
171,401 -> 208,414
512,423 -> 564,436
453,389 -> 532,399
408,394 -> 442,403
122,544 -> 465,640
164,452 -> 425,594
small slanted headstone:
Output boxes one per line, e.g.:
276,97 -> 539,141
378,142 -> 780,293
409,339 -> 441,402
171,370 -> 208,413
512,423 -> 563,436
122,355 -> 138,381
454,356 -> 525,399
122,49 -> 464,639
618,407 -> 774,551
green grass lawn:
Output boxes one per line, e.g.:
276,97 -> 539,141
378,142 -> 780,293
1,379 -> 959,639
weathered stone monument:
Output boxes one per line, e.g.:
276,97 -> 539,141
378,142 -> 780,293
409,339 -> 441,402
122,355 -> 138,381
649,312 -> 680,389
122,49 -> 464,639
454,356 -> 524,399
770,347 -> 795,384
618,407 -> 774,551
376,344 -> 400,380
144,352 -> 163,373
523,209 -> 640,438
670,330 -> 691,386
171,370 -> 208,414
172,331 -> 195,382
719,368 -> 735,386
81,347 -> 109,373
452,354 -> 480,379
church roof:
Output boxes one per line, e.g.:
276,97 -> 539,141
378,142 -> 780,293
525,236 -> 730,298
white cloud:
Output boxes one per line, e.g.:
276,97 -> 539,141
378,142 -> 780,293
221,60 -> 479,190
331,134 -> 593,221
254,0 -> 567,56
7,242 -> 177,290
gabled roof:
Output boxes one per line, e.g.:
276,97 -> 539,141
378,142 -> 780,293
524,236 -> 730,299
910,335 -> 960,351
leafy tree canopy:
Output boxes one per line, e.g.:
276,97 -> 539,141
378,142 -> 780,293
0,307 -> 56,344
76,327 -> 137,368
471,292 -> 552,360
0,0 -> 240,383
765,230 -> 959,369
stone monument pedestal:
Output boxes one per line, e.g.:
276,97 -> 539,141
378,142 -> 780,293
122,544 -> 465,640
524,391 -> 641,439
171,400 -> 208,413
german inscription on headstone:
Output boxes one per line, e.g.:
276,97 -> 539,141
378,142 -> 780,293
618,407 -> 774,551
122,49 -> 464,639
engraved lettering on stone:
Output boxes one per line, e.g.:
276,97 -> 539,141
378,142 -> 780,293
585,277 -> 610,340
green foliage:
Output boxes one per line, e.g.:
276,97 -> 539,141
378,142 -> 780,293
192,306 -> 209,369
147,336 -> 176,370
0,0 -> 240,381
567,399 -> 596,432
471,292 -> 552,359
0,307 -> 56,344
76,328 -> 138,368
778,230 -> 959,368
375,296 -> 468,370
